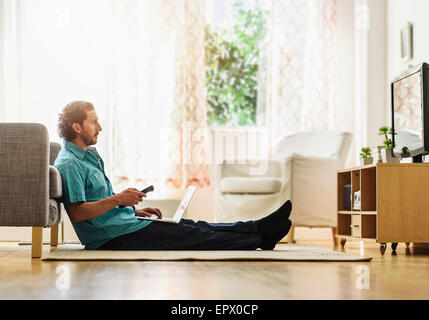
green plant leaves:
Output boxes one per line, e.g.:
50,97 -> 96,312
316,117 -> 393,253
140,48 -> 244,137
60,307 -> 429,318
206,2 -> 268,126
360,147 -> 372,159
378,126 -> 396,149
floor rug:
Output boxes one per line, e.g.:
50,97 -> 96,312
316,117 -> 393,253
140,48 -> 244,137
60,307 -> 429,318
41,244 -> 372,262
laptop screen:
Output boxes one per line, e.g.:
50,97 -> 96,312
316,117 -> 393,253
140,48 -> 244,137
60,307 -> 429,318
172,186 -> 197,221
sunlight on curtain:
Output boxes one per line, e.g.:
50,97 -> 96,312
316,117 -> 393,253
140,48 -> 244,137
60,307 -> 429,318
109,0 -> 210,198
3,0 -> 210,198
266,0 -> 338,152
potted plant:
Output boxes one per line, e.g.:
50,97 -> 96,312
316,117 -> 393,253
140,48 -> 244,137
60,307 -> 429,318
401,146 -> 411,158
359,147 -> 373,165
378,126 -> 400,163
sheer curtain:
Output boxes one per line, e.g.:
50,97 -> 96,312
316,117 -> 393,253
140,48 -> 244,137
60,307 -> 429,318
265,0 -> 338,153
108,0 -> 210,198
0,0 -> 211,198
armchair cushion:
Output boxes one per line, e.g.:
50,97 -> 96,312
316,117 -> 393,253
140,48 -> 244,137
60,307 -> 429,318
221,177 -> 282,194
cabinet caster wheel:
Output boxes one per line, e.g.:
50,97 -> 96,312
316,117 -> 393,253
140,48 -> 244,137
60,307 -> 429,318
391,242 -> 398,252
380,243 -> 387,255
340,238 -> 346,249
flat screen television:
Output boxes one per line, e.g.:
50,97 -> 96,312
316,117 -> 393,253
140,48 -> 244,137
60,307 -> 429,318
391,62 -> 429,162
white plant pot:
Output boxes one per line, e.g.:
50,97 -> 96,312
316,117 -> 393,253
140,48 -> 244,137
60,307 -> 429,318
360,157 -> 373,166
381,148 -> 400,163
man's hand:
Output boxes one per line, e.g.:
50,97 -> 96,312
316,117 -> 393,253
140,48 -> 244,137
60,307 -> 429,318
135,207 -> 162,219
114,188 -> 147,207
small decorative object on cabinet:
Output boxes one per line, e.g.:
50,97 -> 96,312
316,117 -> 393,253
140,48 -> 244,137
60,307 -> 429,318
352,190 -> 361,210
381,148 -> 400,163
378,126 -> 400,163
337,163 -> 429,254
360,158 -> 373,165
401,146 -> 411,158
359,147 -> 373,165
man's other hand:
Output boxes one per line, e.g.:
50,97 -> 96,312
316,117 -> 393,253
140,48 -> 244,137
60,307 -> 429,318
135,207 -> 162,219
115,188 -> 146,207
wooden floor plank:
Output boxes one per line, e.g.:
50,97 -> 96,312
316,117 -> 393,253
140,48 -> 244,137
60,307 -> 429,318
0,241 -> 428,299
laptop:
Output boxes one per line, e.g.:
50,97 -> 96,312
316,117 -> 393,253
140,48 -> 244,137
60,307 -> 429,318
135,186 -> 197,224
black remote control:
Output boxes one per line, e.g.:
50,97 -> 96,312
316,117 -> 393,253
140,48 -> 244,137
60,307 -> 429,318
141,185 -> 154,193
118,185 -> 154,208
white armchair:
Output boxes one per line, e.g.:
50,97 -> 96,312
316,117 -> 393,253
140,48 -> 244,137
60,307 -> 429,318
215,159 -> 292,223
214,130 -> 352,244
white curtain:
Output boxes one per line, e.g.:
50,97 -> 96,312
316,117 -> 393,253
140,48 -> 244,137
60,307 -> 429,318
265,0 -> 339,153
0,0 -> 211,198
108,0 -> 210,198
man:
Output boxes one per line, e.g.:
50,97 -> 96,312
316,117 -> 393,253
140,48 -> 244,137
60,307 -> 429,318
54,101 -> 292,250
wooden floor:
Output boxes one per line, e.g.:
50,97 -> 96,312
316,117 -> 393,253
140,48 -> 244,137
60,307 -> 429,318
1,240 -> 429,300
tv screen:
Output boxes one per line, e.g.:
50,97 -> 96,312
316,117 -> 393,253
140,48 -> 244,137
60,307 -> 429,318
391,63 -> 429,160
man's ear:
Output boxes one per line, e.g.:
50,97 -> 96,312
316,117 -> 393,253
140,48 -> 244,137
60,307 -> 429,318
72,123 -> 81,134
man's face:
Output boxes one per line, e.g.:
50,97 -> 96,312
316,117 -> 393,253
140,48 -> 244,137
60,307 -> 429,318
80,110 -> 102,146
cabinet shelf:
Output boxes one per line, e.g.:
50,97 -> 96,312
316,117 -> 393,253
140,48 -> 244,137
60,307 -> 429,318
337,163 -> 429,245
335,235 -> 377,242
338,210 -> 377,215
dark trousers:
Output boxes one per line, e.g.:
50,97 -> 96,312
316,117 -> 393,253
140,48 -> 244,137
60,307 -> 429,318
98,218 -> 262,250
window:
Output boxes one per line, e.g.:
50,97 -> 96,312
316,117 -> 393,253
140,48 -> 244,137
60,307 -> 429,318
205,0 -> 269,127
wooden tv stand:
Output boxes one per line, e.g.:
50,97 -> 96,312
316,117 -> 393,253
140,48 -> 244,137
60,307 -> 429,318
337,163 -> 429,254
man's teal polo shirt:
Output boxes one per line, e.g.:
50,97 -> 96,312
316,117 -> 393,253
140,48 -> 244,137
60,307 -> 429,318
54,140 -> 152,249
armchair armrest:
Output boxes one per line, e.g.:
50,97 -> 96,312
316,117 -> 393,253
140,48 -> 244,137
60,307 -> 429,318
214,158 -> 293,223
215,158 -> 292,195
290,154 -> 343,227
0,123 -> 50,226
49,166 -> 62,198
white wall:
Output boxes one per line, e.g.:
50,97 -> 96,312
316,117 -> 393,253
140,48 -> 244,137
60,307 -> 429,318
337,0 -> 357,168
354,0 -> 387,155
334,0 -> 388,166
386,0 -> 429,120
366,0 -> 387,148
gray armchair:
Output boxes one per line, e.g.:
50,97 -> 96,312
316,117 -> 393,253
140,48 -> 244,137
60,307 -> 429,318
0,123 -> 64,258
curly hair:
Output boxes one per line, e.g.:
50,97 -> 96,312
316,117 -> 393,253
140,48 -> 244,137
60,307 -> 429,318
57,101 -> 95,141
